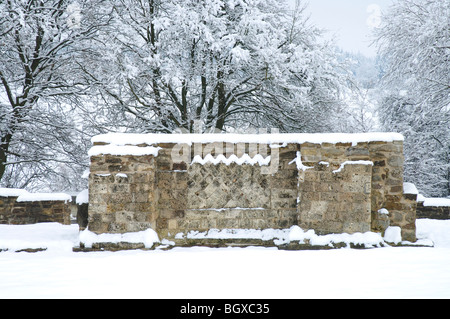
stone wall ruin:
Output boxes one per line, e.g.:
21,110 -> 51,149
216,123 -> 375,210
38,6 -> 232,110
86,132 -> 417,246
0,189 -> 71,225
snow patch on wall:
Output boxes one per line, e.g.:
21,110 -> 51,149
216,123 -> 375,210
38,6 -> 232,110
332,160 -> 374,174
191,153 -> 270,166
289,151 -> 313,171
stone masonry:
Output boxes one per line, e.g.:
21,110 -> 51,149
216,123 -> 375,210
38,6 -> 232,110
416,201 -> 450,220
87,133 -> 417,243
0,190 -> 71,225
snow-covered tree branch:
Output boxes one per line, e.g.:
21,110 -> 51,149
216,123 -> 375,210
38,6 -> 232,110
374,0 -> 450,197
0,0 -> 110,190
86,0 -> 348,134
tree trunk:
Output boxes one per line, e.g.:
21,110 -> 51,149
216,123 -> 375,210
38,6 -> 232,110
0,134 -> 12,181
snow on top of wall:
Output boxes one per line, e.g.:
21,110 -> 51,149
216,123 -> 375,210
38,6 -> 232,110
79,228 -> 159,249
180,225 -> 389,248
0,188 -> 30,198
407,182 -> 450,207
91,132 -> 404,148
384,226 -> 402,244
0,188 -> 72,202
76,189 -> 89,205
16,192 -> 72,203
420,197 -> 450,207
403,182 -> 419,195
88,144 -> 162,157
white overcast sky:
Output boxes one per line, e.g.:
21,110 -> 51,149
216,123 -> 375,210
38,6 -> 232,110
288,0 -> 394,57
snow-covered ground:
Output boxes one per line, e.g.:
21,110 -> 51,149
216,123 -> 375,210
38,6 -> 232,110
1,219 -> 450,299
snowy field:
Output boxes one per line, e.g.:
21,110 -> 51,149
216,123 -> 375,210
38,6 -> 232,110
1,219 -> 450,299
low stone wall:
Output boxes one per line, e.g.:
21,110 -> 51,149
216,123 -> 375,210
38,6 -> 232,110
86,133 -> 417,243
416,201 -> 450,220
0,189 -> 71,225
